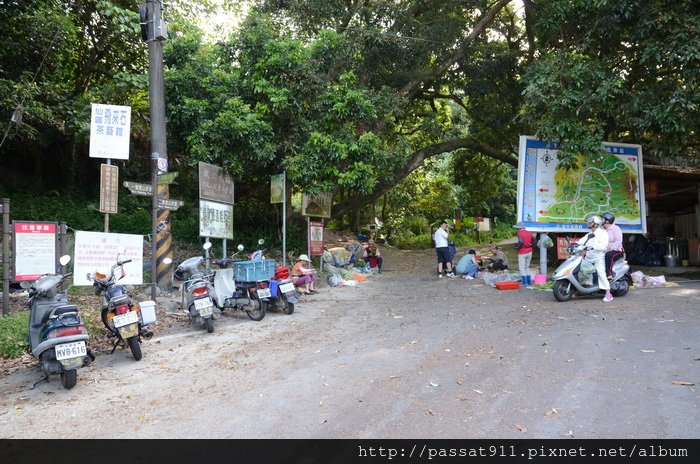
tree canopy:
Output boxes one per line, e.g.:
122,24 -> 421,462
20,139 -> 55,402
1,0 -> 698,236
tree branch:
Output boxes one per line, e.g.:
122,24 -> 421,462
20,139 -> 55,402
331,137 -> 517,217
399,0 -> 514,99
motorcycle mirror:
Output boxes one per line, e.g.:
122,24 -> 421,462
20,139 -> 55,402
20,281 -> 32,289
59,255 -> 71,266
588,233 -> 595,238
237,244 -> 244,251
163,258 -> 173,265
258,239 -> 265,245
203,242 -> 212,251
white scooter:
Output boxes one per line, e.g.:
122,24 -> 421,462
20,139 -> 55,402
552,235 -> 631,302
210,244 -> 269,321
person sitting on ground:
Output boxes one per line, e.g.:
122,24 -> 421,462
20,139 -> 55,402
487,245 -> 509,272
292,254 -> 318,295
456,249 -> 479,280
363,240 -> 383,273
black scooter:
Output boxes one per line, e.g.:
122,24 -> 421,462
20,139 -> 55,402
22,255 -> 93,389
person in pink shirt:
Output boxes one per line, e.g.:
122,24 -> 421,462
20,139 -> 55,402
602,212 -> 624,280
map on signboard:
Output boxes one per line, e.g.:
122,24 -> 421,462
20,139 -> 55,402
517,136 -> 646,233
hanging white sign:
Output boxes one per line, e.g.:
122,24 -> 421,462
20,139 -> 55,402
89,103 -> 132,160
73,231 -> 143,286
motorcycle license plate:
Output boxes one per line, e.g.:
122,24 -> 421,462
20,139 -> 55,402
55,341 -> 87,361
257,288 -> 272,299
113,311 -> 139,328
279,282 -> 295,294
118,323 -> 139,339
194,297 -> 213,317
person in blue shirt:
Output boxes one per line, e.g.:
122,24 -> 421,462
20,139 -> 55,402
456,249 -> 479,279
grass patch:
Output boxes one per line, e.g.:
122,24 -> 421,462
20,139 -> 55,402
0,311 -> 29,358
0,300 -> 105,360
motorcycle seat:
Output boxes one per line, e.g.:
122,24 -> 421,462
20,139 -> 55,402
36,304 -> 79,327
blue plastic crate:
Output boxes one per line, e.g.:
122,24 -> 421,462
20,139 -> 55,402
233,259 -> 276,282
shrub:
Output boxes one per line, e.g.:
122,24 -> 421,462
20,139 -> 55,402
0,311 -> 29,359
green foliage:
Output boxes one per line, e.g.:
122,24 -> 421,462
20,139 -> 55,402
0,311 -> 29,359
1,0 -> 697,254
380,160 -> 458,242
390,232 -> 432,250
391,224 -> 516,250
450,152 -> 517,220
521,0 -> 700,164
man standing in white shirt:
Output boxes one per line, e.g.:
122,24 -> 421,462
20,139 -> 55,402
583,215 -> 613,302
433,221 -> 454,278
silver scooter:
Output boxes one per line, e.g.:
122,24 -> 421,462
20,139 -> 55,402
172,243 -> 217,333
552,235 -> 631,302
22,255 -> 93,389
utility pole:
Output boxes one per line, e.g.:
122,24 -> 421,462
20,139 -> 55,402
141,1 -> 173,299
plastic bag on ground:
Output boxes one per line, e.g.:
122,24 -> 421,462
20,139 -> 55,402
482,272 -> 522,288
630,271 -> 667,288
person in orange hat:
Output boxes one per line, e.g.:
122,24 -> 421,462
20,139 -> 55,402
292,254 -> 318,294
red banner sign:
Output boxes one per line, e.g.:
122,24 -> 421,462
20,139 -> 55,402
309,221 -> 325,256
13,222 -> 58,281
556,236 -> 581,260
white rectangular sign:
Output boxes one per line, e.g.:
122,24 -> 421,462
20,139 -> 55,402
73,231 -> 143,286
89,103 -> 132,160
199,200 -> 233,239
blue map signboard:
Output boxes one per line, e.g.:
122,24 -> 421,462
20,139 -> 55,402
517,136 -> 647,233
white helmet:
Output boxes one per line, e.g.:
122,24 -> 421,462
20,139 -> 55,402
93,269 -> 111,283
585,215 -> 603,227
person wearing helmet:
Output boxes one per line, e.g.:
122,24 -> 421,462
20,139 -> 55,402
583,215 -> 613,302
602,212 -> 624,280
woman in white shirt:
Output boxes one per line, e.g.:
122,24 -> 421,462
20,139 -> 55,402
583,215 -> 613,302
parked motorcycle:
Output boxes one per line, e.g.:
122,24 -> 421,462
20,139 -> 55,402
87,250 -> 155,360
267,265 -> 297,315
552,236 -> 631,302
245,239 -> 295,315
173,243 -> 217,333
210,242 -> 270,321
22,255 -> 93,389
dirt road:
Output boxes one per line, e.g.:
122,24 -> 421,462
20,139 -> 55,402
1,246 -> 698,438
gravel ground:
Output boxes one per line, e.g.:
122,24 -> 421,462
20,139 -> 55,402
1,244 -> 698,439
